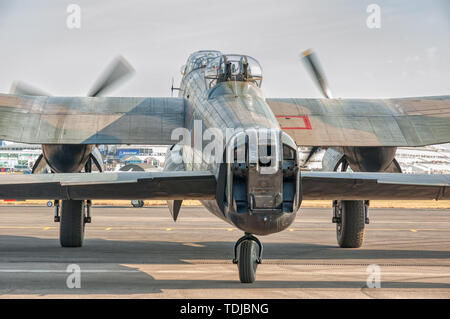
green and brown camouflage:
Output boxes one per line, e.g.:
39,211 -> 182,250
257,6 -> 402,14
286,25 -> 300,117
0,50 -> 449,237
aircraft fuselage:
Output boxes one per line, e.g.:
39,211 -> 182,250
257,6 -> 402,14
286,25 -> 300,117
164,53 -> 301,235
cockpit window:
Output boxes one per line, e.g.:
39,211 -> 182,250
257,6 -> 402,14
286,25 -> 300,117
204,54 -> 263,89
184,50 -> 222,75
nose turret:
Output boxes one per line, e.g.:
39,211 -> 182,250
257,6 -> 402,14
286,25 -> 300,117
220,129 -> 301,235
204,54 -> 263,90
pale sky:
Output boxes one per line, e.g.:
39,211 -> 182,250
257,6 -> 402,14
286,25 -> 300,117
0,0 -> 448,98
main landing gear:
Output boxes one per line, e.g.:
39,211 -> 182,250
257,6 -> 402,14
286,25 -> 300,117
332,200 -> 370,248
233,233 -> 263,283
331,158 -> 370,248
53,199 -> 92,247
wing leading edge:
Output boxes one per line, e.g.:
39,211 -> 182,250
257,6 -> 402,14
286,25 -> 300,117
302,171 -> 450,200
0,170 -> 448,201
0,171 -> 216,200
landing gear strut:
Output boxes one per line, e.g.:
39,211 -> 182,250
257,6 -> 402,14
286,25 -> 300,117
54,200 -> 60,222
233,233 -> 263,283
331,158 -> 369,248
85,200 -> 92,224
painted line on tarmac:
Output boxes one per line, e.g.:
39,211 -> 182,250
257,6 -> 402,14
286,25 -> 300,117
0,269 -> 141,273
182,242 -> 205,248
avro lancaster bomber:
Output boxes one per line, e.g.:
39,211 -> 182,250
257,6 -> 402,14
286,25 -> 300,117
0,50 -> 449,283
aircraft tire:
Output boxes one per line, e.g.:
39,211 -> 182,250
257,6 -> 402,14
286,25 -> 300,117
238,240 -> 258,283
336,200 -> 365,248
60,200 -> 85,247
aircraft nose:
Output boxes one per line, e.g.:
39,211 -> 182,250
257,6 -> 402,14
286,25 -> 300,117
229,211 -> 296,236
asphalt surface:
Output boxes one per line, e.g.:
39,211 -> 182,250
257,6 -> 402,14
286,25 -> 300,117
0,205 -> 449,298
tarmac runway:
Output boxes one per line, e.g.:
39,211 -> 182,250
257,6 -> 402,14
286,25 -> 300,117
0,205 -> 449,298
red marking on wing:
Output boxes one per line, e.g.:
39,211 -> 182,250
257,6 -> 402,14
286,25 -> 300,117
275,115 -> 312,130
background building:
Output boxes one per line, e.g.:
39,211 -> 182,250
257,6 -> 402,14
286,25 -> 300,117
1,141 -> 450,174
0,143 -> 41,173
299,145 -> 450,174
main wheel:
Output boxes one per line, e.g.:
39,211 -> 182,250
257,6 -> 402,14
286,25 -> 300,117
60,200 -> 85,247
336,200 -> 365,248
238,240 -> 258,283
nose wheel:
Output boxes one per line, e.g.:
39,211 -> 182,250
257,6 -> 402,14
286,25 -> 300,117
232,233 -> 263,283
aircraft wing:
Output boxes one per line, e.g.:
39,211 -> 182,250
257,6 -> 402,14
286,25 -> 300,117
302,171 -> 450,200
0,170 -> 448,201
0,93 -> 185,145
0,171 -> 216,200
266,96 -> 450,147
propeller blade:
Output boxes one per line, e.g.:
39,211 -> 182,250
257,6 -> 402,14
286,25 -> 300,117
301,49 -> 332,99
31,154 -> 49,174
10,81 -> 50,96
302,146 -> 321,167
87,56 -> 135,97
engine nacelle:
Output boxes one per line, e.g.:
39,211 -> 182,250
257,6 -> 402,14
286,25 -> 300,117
342,146 -> 397,172
42,144 -> 93,173
322,146 -> 398,173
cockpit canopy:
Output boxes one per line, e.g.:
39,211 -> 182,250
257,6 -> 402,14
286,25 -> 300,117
182,50 -> 222,75
204,54 -> 263,89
